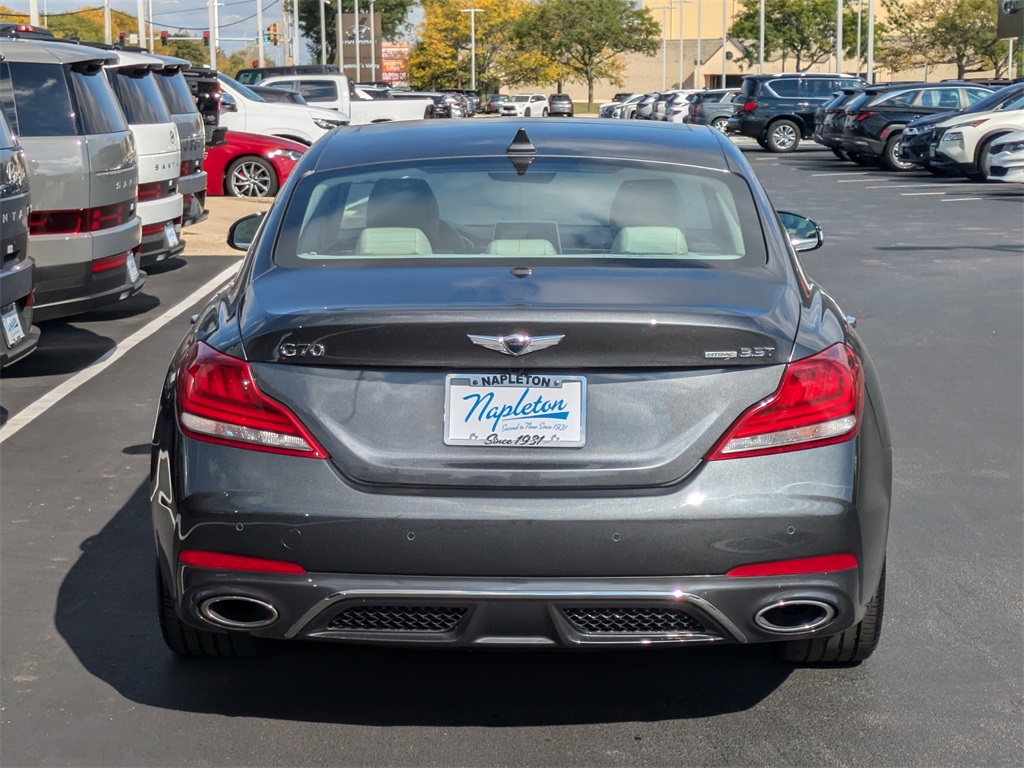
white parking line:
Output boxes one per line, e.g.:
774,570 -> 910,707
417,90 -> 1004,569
942,197 -> 983,202
812,172 -> 869,177
901,191 -> 948,196
865,183 -> 980,189
837,178 -> 875,182
0,264 -> 240,445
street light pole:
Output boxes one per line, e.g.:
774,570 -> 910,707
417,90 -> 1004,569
836,0 -> 844,73
207,0 -> 215,68
460,8 -> 483,92
695,0 -> 702,89
293,0 -> 300,66
759,0 -> 764,74
866,0 -> 874,83
257,0 -> 264,66
721,0 -> 727,88
370,0 -> 376,83
319,0 -> 326,65
355,1 -> 361,84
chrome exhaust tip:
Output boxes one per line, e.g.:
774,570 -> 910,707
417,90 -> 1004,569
199,596 -> 278,630
754,599 -> 836,634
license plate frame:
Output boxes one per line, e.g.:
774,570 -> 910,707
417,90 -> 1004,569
164,221 -> 179,249
1,302 -> 25,348
126,252 -> 140,283
444,373 -> 586,448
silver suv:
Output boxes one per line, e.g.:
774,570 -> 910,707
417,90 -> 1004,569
0,33 -> 143,321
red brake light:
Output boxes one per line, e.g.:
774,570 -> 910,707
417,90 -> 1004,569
726,554 -> 858,578
179,550 -> 306,574
742,100 -> 757,112
138,181 -> 165,202
91,252 -> 128,273
177,341 -> 329,458
706,343 -> 863,460
31,202 -> 132,235
855,111 -> 876,122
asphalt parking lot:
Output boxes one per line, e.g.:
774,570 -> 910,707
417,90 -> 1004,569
1,138 -> 1021,767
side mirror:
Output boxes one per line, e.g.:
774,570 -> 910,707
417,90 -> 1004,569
778,211 -> 824,253
220,92 -> 238,113
227,211 -> 266,251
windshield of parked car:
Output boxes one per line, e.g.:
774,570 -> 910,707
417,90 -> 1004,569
275,156 -> 768,269
107,68 -> 172,124
218,73 -> 265,102
962,85 -> 1024,114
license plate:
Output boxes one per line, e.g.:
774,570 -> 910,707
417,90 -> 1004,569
444,373 -> 586,448
1,303 -> 25,348
126,252 -> 140,283
164,222 -> 179,248
929,145 -> 936,158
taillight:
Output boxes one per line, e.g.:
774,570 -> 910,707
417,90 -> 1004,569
706,343 -> 863,460
138,181 -> 165,202
726,554 -> 858,578
854,111 -> 876,122
180,160 -> 192,176
177,341 -> 329,458
694,103 -> 702,116
179,550 -> 306,574
742,100 -> 757,113
29,202 -> 133,235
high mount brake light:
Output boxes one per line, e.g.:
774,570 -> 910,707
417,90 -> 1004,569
177,341 -> 329,458
706,343 -> 863,460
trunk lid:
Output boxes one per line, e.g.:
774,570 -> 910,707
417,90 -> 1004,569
240,265 -> 800,489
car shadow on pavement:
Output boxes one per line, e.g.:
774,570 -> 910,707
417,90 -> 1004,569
1,323 -> 116,378
56,481 -> 793,726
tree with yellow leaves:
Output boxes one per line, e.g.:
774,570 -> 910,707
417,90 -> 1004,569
409,0 -> 560,93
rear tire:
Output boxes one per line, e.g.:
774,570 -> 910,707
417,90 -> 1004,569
156,561 -> 257,658
882,134 -> 916,172
778,563 -> 886,665
756,136 -> 769,149
711,116 -> 729,133
766,119 -> 800,152
542,108 -> 548,117
525,108 -> 531,117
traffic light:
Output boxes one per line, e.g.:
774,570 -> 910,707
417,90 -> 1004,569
267,23 -> 280,47
202,30 -> 210,47
118,31 -> 125,46
160,30 -> 168,46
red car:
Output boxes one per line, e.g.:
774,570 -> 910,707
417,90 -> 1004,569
203,131 -> 306,197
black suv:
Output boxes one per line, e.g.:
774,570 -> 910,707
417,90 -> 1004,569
840,82 -> 994,171
728,73 -> 865,152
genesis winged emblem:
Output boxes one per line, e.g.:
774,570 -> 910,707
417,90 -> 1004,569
468,333 -> 564,357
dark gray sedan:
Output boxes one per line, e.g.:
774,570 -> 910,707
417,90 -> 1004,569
151,119 -> 892,665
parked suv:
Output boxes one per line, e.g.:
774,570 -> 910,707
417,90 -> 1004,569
900,83 -> 1024,173
812,89 -> 866,160
931,91 -> 1024,179
0,103 -> 38,367
728,73 -> 866,152
840,82 -> 993,171
153,56 -> 208,227
548,92 -> 574,117
0,33 -> 143,321
235,64 -> 339,86
183,67 -> 221,143
680,88 -> 738,129
499,93 -> 549,117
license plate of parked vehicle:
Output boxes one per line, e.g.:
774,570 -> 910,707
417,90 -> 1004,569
1,303 -> 25,347
164,222 -> 179,249
126,253 -> 140,283
444,373 -> 586,447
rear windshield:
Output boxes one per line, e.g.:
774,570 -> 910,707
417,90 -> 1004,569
71,67 -> 128,134
107,68 -> 172,124
154,70 -> 198,115
5,61 -> 76,137
275,156 -> 768,269
0,107 -> 15,148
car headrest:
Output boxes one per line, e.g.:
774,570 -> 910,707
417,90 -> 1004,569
355,227 -> 433,256
610,226 -> 689,255
610,179 -> 685,233
484,239 -> 558,256
366,178 -> 441,235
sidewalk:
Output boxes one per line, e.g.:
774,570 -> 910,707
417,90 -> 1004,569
182,195 -> 273,257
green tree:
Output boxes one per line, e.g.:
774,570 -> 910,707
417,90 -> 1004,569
730,0 -> 869,72
154,33 -> 208,67
297,0 -> 416,64
522,0 -> 660,106
880,0 -> 1010,79
409,0 -> 558,93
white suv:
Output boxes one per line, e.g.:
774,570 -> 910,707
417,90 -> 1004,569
499,94 -> 549,117
934,92 -> 1024,179
216,74 -> 347,145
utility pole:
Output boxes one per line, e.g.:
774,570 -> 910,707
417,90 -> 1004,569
759,0 -> 764,73
370,0 -> 376,82
208,0 -> 216,68
721,0 -> 727,88
836,0 -> 844,73
460,8 -> 483,91
257,0 -> 264,66
336,0 -> 343,70
293,0 -> 300,66
319,0 -> 326,65
149,0 -> 155,49
29,0 -> 39,25
866,0 -> 874,83
695,0 -> 701,89
104,0 -> 112,44
136,0 -> 145,48
354,1 -> 361,84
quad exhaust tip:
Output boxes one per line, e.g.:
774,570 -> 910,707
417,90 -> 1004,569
199,596 -> 278,630
754,599 -> 836,634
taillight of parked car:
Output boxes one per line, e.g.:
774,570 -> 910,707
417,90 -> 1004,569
91,247 -> 137,274
706,343 -> 863,460
138,181 -> 170,202
177,341 -> 329,459
854,111 -> 876,122
742,100 -> 757,112
29,201 -> 134,235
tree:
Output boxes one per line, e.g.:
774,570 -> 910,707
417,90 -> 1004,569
297,0 -> 416,65
730,0 -> 871,72
155,33 -> 208,67
408,0 -> 558,93
522,0 -> 660,106
880,0 -> 1010,79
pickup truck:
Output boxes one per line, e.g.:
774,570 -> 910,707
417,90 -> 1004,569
260,74 -> 434,124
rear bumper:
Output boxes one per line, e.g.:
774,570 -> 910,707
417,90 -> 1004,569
841,135 -> 884,157
0,258 -> 39,367
173,567 -> 863,648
